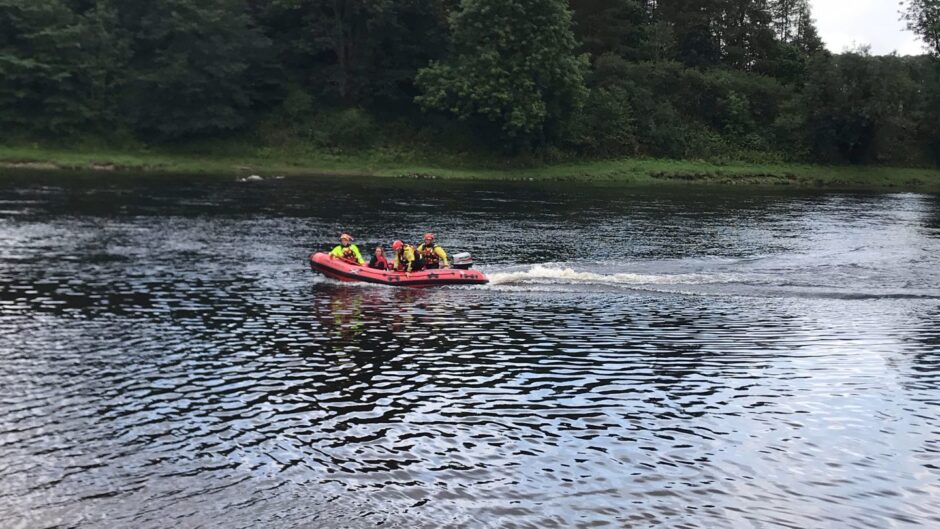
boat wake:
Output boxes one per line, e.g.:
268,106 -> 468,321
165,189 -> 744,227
307,258 -> 940,300
486,263 -> 739,291
483,262 -> 940,299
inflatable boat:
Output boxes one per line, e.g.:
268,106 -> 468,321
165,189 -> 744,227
309,252 -> 489,288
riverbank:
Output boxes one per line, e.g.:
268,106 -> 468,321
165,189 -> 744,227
2,144 -> 940,190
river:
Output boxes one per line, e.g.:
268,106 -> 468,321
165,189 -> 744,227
1,172 -> 938,528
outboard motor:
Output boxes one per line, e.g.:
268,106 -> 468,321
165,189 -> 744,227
451,252 -> 475,270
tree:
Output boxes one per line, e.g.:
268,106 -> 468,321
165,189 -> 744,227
115,0 -> 271,139
653,0 -> 779,70
764,0 -> 824,84
770,0 -> 821,53
790,0 -> 823,54
719,0 -> 777,70
567,84 -> 638,156
76,2 -> 132,131
254,0 -> 453,105
902,0 -> 940,56
569,0 -> 653,61
653,0 -> 724,67
415,0 -> 589,144
0,0 -> 100,134
907,55 -> 940,163
802,52 -> 919,163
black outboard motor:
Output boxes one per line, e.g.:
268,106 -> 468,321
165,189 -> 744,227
451,252 -> 475,270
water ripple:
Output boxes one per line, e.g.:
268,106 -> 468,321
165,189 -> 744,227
1,175 -> 939,528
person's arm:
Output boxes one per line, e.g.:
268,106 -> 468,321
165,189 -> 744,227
435,246 -> 449,268
405,247 -> 415,272
329,245 -> 342,258
351,245 -> 365,265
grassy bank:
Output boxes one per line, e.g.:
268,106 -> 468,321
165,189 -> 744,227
2,143 -> 940,191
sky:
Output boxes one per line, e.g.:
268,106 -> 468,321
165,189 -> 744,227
811,0 -> 925,55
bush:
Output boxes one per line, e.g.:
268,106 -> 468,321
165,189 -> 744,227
280,86 -> 316,124
585,58 -> 798,160
310,108 -> 377,151
567,86 -> 638,156
802,52 -> 922,164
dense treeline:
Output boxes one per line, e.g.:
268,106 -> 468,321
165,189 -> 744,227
1,0 -> 938,165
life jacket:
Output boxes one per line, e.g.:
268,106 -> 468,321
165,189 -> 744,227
369,254 -> 388,270
395,245 -> 417,271
418,242 -> 440,266
332,243 -> 362,264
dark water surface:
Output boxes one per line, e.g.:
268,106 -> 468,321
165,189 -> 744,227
1,172 -> 939,528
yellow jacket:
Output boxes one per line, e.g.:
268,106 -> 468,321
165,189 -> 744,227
330,243 -> 364,265
393,245 -> 418,272
417,243 -> 449,267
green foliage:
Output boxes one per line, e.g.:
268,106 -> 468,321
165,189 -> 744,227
770,94 -> 810,160
311,108 -> 377,150
415,0 -> 589,145
0,0 -> 937,168
591,58 -> 798,160
719,0 -> 777,71
0,0 -> 123,134
905,57 -> 940,163
279,86 -> 317,123
926,65 -> 940,162
570,0 -> 653,61
258,97 -> 377,153
802,52 -> 924,164
567,85 -> 638,156
902,0 -> 940,56
770,0 -> 824,54
79,3 -> 131,130
256,0 -> 452,105
113,0 -> 271,139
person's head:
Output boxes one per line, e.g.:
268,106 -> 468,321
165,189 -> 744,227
392,240 -> 403,251
340,233 -> 353,246
424,232 -> 435,245
374,245 -> 384,257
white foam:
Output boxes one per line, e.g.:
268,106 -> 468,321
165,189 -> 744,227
487,264 -> 736,287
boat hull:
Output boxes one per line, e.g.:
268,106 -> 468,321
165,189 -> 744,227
309,252 -> 489,288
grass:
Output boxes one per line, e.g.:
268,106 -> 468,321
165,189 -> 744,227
2,142 -> 940,191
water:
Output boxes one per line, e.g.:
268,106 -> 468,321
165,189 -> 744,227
1,171 -> 938,528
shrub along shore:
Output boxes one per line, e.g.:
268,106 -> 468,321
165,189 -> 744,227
3,1 -> 939,177
2,144 -> 939,191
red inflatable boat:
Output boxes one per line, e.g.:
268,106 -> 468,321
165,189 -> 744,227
309,252 -> 489,288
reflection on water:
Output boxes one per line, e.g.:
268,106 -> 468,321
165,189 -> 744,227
0,172 -> 939,528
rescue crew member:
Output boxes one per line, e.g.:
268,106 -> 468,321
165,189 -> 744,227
330,233 -> 364,265
368,245 -> 389,270
417,233 -> 450,269
391,240 -> 423,272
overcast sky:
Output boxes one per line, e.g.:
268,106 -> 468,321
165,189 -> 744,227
811,0 -> 925,55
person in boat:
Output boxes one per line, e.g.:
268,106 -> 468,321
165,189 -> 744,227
391,240 -> 423,272
329,233 -> 364,265
368,245 -> 389,270
416,232 -> 450,269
